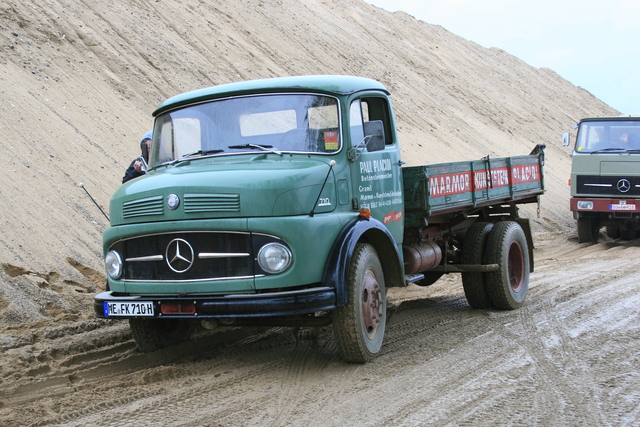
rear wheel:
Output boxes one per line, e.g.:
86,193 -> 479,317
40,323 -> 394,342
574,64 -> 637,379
577,218 -> 599,243
461,222 -> 494,309
606,225 -> 621,239
333,243 -> 386,363
485,221 -> 529,310
129,318 -> 192,353
620,227 -> 638,240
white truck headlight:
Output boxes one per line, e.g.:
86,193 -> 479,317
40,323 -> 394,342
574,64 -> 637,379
577,201 -> 594,210
257,243 -> 292,274
105,250 -> 123,279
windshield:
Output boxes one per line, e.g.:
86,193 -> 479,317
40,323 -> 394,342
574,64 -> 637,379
150,93 -> 341,166
575,120 -> 640,153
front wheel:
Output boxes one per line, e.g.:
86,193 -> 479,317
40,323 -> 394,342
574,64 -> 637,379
484,221 -> 530,310
129,318 -> 192,353
333,243 -> 386,363
577,218 -> 599,243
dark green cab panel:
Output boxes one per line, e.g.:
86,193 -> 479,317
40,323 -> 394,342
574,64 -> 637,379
111,156 -> 338,225
247,213 -> 354,291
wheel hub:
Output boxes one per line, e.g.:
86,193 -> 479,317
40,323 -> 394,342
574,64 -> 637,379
508,240 -> 525,293
362,269 -> 383,339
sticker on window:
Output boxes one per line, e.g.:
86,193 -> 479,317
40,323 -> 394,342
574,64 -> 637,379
324,131 -> 338,150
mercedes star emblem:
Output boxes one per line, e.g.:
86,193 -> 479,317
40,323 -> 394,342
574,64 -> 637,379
167,193 -> 180,210
617,179 -> 631,193
166,238 -> 195,273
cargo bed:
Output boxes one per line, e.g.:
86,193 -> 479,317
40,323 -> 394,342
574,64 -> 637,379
402,144 -> 545,217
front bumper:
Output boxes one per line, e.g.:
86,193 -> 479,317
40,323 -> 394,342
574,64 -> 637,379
570,197 -> 639,214
94,286 -> 336,319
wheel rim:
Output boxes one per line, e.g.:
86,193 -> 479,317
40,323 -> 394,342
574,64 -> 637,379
508,240 -> 525,293
361,268 -> 382,339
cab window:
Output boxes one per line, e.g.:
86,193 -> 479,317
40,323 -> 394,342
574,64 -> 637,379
349,97 -> 394,146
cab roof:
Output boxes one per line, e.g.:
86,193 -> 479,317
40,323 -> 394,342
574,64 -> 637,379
580,115 -> 640,122
153,75 -> 389,117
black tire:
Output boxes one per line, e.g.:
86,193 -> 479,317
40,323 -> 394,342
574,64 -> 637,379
577,218 -> 599,243
484,221 -> 529,310
606,225 -> 621,239
620,228 -> 638,240
461,222 -> 494,309
129,318 -> 192,353
333,243 -> 386,363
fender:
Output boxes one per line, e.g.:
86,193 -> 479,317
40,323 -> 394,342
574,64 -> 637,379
322,215 -> 404,306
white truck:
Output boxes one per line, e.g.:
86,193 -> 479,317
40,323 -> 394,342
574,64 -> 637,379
563,116 -> 640,242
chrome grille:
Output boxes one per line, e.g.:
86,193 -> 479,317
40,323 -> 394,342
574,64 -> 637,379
576,175 -> 640,197
117,232 -> 255,281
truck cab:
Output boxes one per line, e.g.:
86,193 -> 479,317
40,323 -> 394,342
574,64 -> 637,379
98,76 -> 405,361
564,116 -> 640,242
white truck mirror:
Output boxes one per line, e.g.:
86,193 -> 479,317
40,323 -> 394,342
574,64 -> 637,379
562,132 -> 571,147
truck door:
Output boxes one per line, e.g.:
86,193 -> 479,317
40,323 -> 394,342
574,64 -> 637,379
348,96 -> 404,244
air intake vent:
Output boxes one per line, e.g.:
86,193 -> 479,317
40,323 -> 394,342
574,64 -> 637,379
184,193 -> 240,213
123,195 -> 164,218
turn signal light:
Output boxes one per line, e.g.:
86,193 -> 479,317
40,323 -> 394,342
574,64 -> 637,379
359,207 -> 371,219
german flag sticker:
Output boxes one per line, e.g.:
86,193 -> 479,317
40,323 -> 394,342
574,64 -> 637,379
324,131 -> 338,150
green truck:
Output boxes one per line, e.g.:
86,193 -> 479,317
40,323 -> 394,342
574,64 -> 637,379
563,116 -> 640,243
95,75 -> 545,362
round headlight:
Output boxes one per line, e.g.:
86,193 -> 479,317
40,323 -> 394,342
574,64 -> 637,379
257,243 -> 292,274
105,250 -> 123,279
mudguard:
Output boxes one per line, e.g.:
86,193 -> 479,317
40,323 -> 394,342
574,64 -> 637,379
322,215 -> 404,306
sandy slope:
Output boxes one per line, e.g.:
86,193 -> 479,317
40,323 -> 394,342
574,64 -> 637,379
0,0 -> 637,425
0,0 -> 615,291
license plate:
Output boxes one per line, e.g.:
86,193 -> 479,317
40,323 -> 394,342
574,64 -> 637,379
104,301 -> 155,317
610,204 -> 636,211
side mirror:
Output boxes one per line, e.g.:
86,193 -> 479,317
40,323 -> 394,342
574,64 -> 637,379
363,120 -> 385,152
562,132 -> 571,147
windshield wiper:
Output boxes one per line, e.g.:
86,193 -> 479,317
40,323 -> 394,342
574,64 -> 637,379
183,149 -> 225,158
590,147 -> 640,154
228,144 -> 282,156
168,149 -> 225,165
589,147 -> 627,154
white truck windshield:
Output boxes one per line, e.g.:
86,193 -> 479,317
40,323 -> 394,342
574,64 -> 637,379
576,120 -> 640,153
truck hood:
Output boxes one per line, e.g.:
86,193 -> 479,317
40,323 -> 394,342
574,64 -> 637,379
109,156 -> 337,225
571,153 -> 640,197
